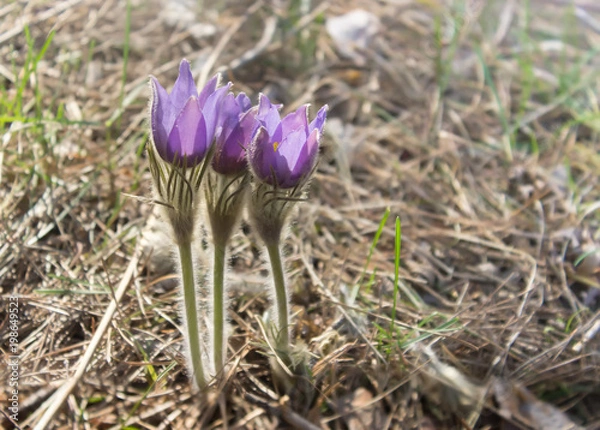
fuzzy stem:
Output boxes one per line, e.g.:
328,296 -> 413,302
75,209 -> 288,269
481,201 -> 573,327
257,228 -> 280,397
212,241 -> 226,373
178,240 -> 206,389
266,241 -> 290,349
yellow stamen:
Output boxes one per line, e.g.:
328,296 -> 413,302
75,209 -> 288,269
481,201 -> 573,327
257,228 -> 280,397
273,141 -> 280,152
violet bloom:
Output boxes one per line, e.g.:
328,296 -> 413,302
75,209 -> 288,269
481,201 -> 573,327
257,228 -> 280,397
150,59 -> 230,166
248,94 -> 328,188
212,93 -> 255,175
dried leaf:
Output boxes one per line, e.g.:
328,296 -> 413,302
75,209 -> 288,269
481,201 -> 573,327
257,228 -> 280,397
326,9 -> 380,65
417,346 -> 487,427
492,379 -> 584,430
335,388 -> 386,430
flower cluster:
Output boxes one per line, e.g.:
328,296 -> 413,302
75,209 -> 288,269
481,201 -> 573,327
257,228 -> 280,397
149,60 -> 326,190
147,59 -> 327,388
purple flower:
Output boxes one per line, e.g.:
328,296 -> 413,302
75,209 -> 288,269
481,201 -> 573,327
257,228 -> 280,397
150,59 -> 230,166
248,94 -> 328,188
212,93 -> 255,175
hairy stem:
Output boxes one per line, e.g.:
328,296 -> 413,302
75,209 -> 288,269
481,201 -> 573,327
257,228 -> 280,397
178,240 -> 206,389
266,241 -> 290,349
212,241 -> 226,373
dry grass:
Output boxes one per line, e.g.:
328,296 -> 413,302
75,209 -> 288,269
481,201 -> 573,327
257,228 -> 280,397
1,0 -> 599,429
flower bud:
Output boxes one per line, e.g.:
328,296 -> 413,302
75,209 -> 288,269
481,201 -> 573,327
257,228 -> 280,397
212,93 -> 255,175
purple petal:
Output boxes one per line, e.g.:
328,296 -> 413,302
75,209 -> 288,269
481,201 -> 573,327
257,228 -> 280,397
277,127 -> 307,175
149,76 -> 172,156
298,128 -> 320,177
212,94 -> 249,174
305,127 -> 321,161
256,94 -> 282,135
235,93 -> 252,112
239,107 -> 258,146
248,126 -> 276,183
198,74 -> 219,106
271,122 -> 283,148
195,116 -> 209,162
202,82 -> 232,142
278,128 -> 320,188
166,97 -> 208,165
170,60 -> 198,113
216,93 -> 239,138
212,127 -> 247,175
309,104 -> 328,133
281,105 -> 309,137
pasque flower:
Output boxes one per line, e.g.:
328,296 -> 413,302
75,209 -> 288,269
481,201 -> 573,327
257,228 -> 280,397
248,94 -> 328,188
212,93 -> 255,175
146,60 -> 231,391
150,59 -> 230,166
245,94 -> 328,354
205,92 -> 255,374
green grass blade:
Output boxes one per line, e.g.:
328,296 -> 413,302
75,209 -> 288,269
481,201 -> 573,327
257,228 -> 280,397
353,206 -> 390,299
390,216 -> 402,334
